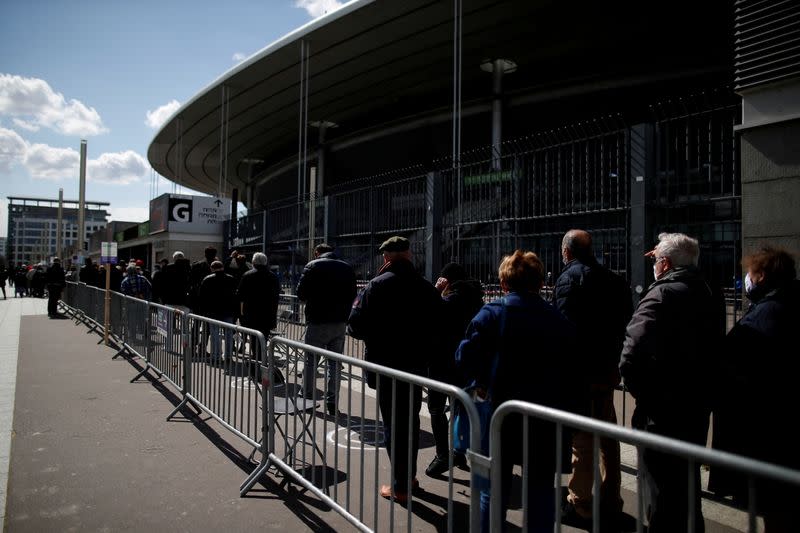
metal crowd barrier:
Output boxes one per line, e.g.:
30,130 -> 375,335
179,313 -> 267,457
241,336 -> 484,533
486,400 -> 800,533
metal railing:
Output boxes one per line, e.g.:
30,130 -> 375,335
58,281 -> 800,533
487,401 -> 800,533
241,336 -> 484,533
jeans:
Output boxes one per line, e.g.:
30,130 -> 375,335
302,321 -> 345,406
209,317 -> 235,362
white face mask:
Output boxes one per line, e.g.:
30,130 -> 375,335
744,272 -> 755,295
653,264 -> 660,280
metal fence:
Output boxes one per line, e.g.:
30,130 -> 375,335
486,400 -> 800,533
59,281 -> 799,533
225,89 -> 741,311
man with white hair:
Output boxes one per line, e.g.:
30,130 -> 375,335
120,264 -> 152,300
620,232 -> 724,533
159,251 -> 191,312
237,252 -> 281,343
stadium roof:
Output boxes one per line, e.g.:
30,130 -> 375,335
148,0 -> 731,196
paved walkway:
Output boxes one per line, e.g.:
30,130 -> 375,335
0,297 -> 755,532
0,296 -> 47,527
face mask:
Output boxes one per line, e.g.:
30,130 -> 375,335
744,272 -> 755,295
653,264 -> 660,281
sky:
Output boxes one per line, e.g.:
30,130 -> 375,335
0,0 -> 347,238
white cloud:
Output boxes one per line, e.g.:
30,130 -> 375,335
0,126 -> 28,173
232,52 -> 247,63
108,206 -> 150,223
23,142 -> 79,180
88,150 -> 148,185
294,0 -> 344,18
12,118 -> 39,132
145,99 -> 181,129
0,128 -> 147,185
0,74 -> 108,136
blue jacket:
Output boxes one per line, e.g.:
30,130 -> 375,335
456,291 -> 578,410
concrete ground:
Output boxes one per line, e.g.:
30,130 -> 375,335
1,296 -> 757,532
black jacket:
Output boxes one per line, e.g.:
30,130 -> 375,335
79,264 -> 98,287
160,259 -> 191,306
237,265 -> 281,332
710,280 -> 800,500
198,271 -> 239,320
555,258 -> 632,387
347,259 -> 440,376
297,252 -> 357,323
619,266 -> 724,441
45,264 -> 66,288
431,279 -> 484,384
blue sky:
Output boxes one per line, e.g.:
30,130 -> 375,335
0,0 -> 346,238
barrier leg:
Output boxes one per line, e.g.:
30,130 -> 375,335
239,456 -> 273,496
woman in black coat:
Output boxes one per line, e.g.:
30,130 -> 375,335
710,247 -> 799,533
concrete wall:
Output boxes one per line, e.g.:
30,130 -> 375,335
740,118 -> 800,261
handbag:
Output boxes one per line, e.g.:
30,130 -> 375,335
452,296 -> 507,455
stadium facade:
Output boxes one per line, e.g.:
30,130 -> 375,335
148,0 -> 800,299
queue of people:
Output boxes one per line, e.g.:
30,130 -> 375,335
345,231 -> 796,533
22,231 -> 795,532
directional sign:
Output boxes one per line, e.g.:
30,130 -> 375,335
149,193 -> 230,235
100,242 -> 118,265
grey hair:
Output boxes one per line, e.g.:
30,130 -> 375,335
126,265 -> 138,276
252,252 -> 268,266
172,251 -> 184,260
655,232 -> 700,267
562,229 -> 592,260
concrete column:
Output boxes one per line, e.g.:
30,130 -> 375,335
78,140 -> 87,253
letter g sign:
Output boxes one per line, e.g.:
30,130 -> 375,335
168,198 -> 193,223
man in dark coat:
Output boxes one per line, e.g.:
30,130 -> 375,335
237,252 -> 281,341
160,251 -> 191,311
347,236 -> 440,503
189,246 -> 217,312
297,243 -> 357,416
198,261 -> 238,364
620,232 -> 723,533
425,261 -> 483,477
45,258 -> 66,318
555,229 -> 632,526
79,257 -> 99,287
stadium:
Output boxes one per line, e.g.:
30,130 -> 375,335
148,0 -> 800,299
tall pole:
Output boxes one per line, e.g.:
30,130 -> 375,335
78,140 -> 87,254
56,188 -> 63,259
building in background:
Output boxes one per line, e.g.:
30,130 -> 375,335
6,197 -> 109,266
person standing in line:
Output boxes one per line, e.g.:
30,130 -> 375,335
198,260 -> 238,365
619,232 -> 724,533
297,243 -> 356,416
710,247 -> 799,533
457,250 -> 578,533
555,229 -> 632,527
425,261 -> 483,477
189,246 -> 218,312
347,236 -> 440,504
160,251 -> 191,312
45,258 -> 66,318
120,264 -> 152,300
297,243 -> 357,417
79,257 -> 99,287
237,252 -> 281,371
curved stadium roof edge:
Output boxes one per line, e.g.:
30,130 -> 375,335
148,0 -> 373,160
148,0 -> 733,201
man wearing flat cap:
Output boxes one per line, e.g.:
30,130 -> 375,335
347,235 -> 441,503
